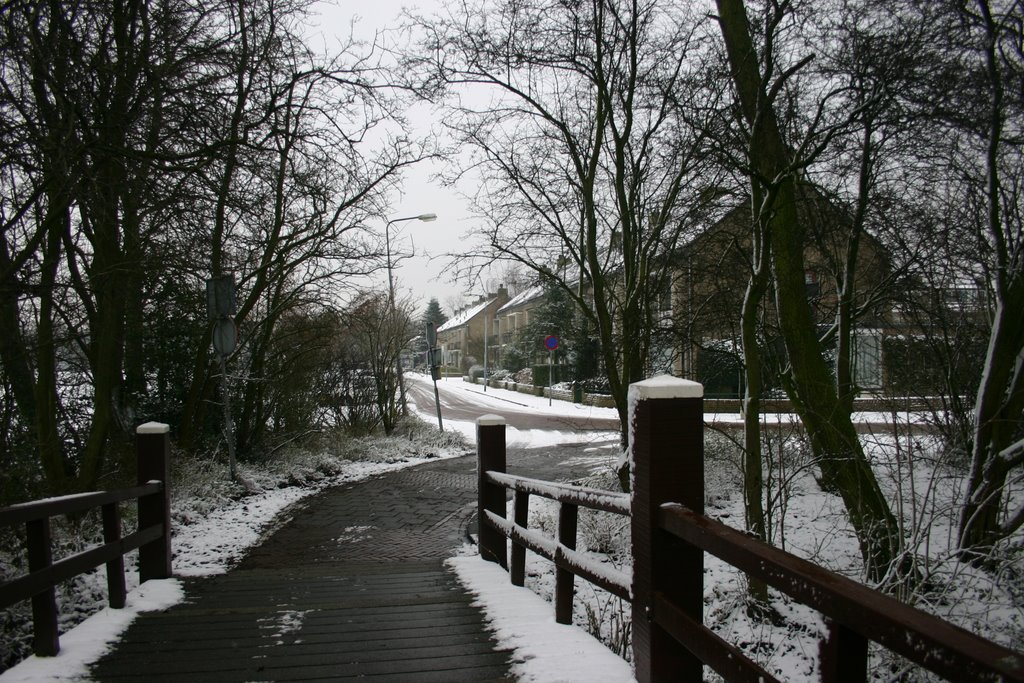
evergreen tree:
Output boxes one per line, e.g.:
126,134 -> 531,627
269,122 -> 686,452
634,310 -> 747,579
422,298 -> 448,329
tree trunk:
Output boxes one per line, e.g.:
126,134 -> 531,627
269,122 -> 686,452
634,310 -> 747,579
740,246 -> 770,605
740,248 -> 769,544
957,0 -> 1024,556
960,280 -> 1024,552
35,200 -> 71,493
716,0 -> 902,582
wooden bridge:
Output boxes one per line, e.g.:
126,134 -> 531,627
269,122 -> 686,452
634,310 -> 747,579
2,378 -> 1023,681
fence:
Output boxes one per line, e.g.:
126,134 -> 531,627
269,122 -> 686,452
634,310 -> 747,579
475,377 -> 1024,682
0,422 -> 172,657
477,414 -> 630,624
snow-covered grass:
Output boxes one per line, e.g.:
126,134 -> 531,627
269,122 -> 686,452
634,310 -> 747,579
0,581 -> 185,683
460,425 -> 1023,681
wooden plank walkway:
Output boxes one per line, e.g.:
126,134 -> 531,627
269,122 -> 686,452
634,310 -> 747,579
89,459 -> 515,682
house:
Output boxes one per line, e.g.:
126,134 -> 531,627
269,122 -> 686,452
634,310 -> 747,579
436,287 -> 510,372
462,185 -> 913,399
667,186 -> 893,398
491,284 -> 545,368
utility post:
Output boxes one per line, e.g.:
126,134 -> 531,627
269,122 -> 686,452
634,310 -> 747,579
426,322 -> 444,432
206,275 -> 238,481
544,335 -> 559,406
384,213 -> 437,419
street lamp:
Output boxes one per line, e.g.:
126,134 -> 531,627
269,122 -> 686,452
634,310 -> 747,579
385,213 -> 437,417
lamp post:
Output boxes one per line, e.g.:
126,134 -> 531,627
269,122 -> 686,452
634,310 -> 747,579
385,213 -> 437,417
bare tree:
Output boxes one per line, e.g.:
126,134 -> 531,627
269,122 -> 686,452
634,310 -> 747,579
931,0 -> 1024,555
408,0 -> 721,452
714,0 -> 906,581
0,0 -> 427,493
165,0 -> 427,455
341,291 -> 416,435
0,0 -> 214,492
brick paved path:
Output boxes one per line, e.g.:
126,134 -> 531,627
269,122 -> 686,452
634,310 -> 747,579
89,441 -> 619,682
90,456 -> 507,682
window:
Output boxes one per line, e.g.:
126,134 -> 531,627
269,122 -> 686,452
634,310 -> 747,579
853,331 -> 882,390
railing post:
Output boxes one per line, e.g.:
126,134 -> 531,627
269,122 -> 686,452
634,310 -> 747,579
630,376 -> 704,683
820,618 -> 868,682
511,490 -> 529,586
26,517 -> 59,656
477,414 -> 507,568
554,502 -> 578,624
102,502 -> 127,608
137,422 -> 172,581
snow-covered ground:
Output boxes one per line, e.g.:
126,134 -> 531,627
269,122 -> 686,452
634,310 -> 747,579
3,379 -> 1020,682
1,389 -> 629,682
406,372 -> 621,448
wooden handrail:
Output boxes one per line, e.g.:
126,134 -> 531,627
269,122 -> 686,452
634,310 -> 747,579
484,509 -> 631,600
484,471 -> 630,514
658,503 -> 1024,682
0,483 -> 162,527
476,415 -> 631,625
0,422 -> 172,657
0,524 -> 163,610
476,379 -> 1024,682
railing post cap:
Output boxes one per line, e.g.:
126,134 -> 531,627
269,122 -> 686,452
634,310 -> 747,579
136,422 -> 170,435
628,375 -> 703,401
476,414 -> 506,426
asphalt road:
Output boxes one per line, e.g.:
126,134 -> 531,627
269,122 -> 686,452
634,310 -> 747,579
404,373 -> 621,433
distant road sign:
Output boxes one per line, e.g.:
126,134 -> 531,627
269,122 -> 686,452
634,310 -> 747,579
544,335 -> 559,351
205,275 -> 237,321
212,318 -> 237,356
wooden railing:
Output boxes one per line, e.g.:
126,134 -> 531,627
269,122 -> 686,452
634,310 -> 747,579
477,416 -> 630,623
475,378 -> 1024,682
0,422 -> 172,657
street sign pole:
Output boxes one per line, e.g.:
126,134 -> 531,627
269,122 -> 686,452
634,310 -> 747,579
207,276 -> 238,482
426,323 -> 444,432
543,335 -> 559,407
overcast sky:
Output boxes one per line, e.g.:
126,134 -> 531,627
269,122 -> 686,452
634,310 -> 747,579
311,1 -> 485,317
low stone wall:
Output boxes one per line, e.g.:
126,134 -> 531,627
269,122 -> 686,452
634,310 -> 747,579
465,376 -> 935,413
464,376 -> 617,408
704,396 -> 936,413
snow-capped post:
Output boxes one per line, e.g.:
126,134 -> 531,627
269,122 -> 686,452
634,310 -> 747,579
477,414 -> 508,568
630,376 -> 704,682
137,422 -> 172,581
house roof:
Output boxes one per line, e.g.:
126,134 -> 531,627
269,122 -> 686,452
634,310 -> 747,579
437,297 -> 496,332
497,285 -> 544,314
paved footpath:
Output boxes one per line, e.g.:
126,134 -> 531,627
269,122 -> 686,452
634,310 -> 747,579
90,441 -> 617,682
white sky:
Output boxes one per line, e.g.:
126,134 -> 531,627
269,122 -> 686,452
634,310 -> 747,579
312,1 -> 485,316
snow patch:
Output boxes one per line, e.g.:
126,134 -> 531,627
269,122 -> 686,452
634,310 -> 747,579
0,580 -> 184,683
447,552 -> 636,682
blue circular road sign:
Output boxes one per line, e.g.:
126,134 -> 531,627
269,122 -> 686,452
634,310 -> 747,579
544,335 -> 559,351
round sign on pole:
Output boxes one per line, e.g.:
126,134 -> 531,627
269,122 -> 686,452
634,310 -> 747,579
544,335 -> 559,351
213,318 -> 237,357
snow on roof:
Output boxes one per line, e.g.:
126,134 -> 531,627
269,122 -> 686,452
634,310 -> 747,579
498,285 -> 544,314
437,297 -> 495,332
